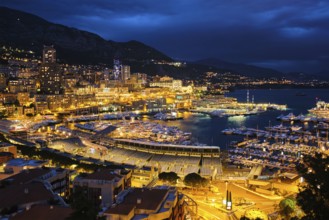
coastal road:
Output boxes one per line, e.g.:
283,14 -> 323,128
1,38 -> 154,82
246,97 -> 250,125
182,191 -> 238,220
215,181 -> 281,217
181,181 -> 281,219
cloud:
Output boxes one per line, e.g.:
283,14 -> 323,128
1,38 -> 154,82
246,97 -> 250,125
1,0 -> 329,73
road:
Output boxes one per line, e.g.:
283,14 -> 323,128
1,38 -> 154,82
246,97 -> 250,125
180,181 -> 281,219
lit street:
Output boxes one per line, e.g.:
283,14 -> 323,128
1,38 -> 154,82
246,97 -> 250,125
180,180 -> 281,219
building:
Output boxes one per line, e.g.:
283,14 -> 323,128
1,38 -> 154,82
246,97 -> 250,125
103,186 -> 184,220
0,142 -> 16,164
0,152 -> 13,165
0,182 -> 57,215
0,73 -> 6,91
42,45 -> 56,64
3,158 -> 48,174
113,59 -> 121,80
10,205 -> 73,220
35,95 -> 49,114
121,65 -> 130,82
38,63 -> 63,94
132,98 -> 167,112
131,166 -> 158,187
17,92 -> 35,107
0,167 -> 71,198
38,46 -> 63,94
175,93 -> 192,109
0,142 -> 17,158
150,76 -> 183,91
73,169 -> 132,208
8,78 -> 20,93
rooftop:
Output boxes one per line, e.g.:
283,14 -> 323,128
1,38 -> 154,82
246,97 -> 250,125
79,169 -> 123,181
105,188 -> 169,215
116,138 -> 219,150
0,142 -> 14,148
106,203 -> 135,215
48,137 -> 85,151
0,182 -> 54,208
5,158 -> 47,167
10,205 -> 73,220
1,168 -> 52,185
0,151 -> 13,157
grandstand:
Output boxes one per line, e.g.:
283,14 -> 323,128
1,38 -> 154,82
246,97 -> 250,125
109,139 -> 221,178
47,136 -> 222,179
113,139 -> 220,157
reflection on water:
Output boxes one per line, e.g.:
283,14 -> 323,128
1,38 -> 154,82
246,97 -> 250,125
64,89 -> 329,148
161,89 -> 329,147
227,115 -> 247,127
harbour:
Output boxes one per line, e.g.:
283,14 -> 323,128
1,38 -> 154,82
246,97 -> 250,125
1,88 -> 329,180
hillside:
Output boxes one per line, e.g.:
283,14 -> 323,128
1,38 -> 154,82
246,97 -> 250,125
0,6 -> 292,80
193,58 -> 283,78
0,6 -> 172,65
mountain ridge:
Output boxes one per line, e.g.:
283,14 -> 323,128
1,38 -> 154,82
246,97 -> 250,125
0,6 -> 173,64
193,58 -> 283,78
1,6 -> 317,80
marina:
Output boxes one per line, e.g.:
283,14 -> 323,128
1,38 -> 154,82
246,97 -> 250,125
1,89 -> 329,176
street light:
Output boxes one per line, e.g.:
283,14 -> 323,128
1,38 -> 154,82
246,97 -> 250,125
226,191 -> 232,211
222,181 -> 229,209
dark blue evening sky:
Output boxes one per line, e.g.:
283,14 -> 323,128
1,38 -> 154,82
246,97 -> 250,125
1,0 -> 329,73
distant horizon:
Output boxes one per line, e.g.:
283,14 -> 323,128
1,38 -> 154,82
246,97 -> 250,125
1,1 -> 329,74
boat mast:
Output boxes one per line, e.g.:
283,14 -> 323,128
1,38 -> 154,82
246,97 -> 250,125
247,90 -> 250,103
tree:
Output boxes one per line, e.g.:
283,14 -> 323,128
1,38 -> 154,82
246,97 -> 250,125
243,209 -> 268,220
295,153 -> 329,220
183,173 -> 209,187
279,197 -> 297,220
67,186 -> 98,220
158,172 -> 179,184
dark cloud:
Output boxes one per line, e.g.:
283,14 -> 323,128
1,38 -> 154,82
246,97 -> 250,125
1,0 -> 329,73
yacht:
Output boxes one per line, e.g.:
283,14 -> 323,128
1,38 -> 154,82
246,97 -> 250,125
291,126 -> 302,132
309,101 -> 329,118
281,113 -> 296,121
221,128 -> 235,135
295,113 -> 306,121
154,112 -> 183,121
265,124 -> 290,133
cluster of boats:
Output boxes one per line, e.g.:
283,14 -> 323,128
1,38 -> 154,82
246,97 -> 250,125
276,101 -> 329,122
209,108 -> 265,117
309,101 -> 329,118
109,121 -> 193,145
65,112 -> 139,122
74,122 -> 110,132
153,112 -> 183,121
226,140 -> 323,169
222,103 -> 329,170
276,113 -> 329,123
222,120 -> 329,146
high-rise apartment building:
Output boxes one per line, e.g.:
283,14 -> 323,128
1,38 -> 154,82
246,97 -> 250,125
38,46 -> 63,94
39,64 -> 63,94
113,59 -> 121,80
121,65 -> 130,82
42,45 -> 56,63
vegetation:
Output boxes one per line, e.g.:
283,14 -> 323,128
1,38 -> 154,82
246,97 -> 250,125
295,153 -> 329,220
67,186 -> 99,220
0,133 -> 122,172
183,173 -> 209,187
278,197 -> 300,220
241,209 -> 268,220
158,172 -> 180,184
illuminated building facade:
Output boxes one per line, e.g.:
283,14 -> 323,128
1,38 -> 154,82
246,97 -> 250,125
42,45 -> 56,64
113,59 -> 121,80
121,65 -> 130,82
38,46 -> 63,94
